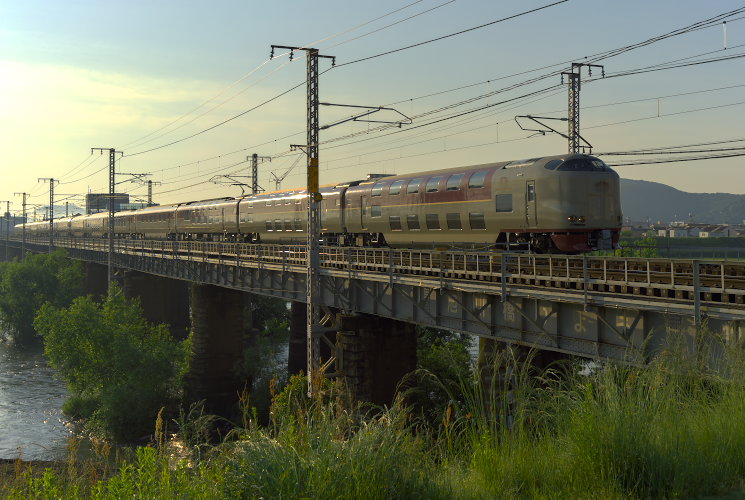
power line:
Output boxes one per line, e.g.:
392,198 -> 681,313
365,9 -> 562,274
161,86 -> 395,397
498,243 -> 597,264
335,0 -> 571,68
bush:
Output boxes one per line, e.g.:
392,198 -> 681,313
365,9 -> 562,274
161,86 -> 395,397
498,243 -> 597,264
0,250 -> 83,343
34,285 -> 189,441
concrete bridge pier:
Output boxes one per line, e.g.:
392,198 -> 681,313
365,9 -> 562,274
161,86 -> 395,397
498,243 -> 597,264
187,284 -> 255,415
288,301 -> 307,376
121,270 -> 190,339
335,313 -> 417,406
83,262 -> 109,300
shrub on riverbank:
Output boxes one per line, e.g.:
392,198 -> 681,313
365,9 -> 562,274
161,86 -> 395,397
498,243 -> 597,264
34,285 -> 189,442
0,250 -> 83,344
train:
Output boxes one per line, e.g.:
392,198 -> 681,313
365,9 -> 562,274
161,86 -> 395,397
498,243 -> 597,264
18,153 -> 622,253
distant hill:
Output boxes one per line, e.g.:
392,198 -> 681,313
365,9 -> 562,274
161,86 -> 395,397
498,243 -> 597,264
620,179 -> 745,225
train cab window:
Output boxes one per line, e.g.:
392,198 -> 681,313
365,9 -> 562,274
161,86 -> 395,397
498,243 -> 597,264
469,213 -> 486,230
544,159 -> 562,170
370,205 -> 382,217
371,183 -> 385,196
425,214 -> 440,230
496,194 -> 513,213
446,213 -> 462,230
468,171 -> 487,188
426,176 -> 442,193
446,173 -> 464,191
407,214 -> 420,230
557,159 -> 608,171
407,178 -> 423,194
389,216 -> 402,231
389,180 -> 405,195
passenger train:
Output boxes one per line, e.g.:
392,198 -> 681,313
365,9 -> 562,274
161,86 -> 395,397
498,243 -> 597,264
18,153 -> 622,253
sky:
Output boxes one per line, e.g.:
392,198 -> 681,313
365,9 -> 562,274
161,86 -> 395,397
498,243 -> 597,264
2,0 -> 745,218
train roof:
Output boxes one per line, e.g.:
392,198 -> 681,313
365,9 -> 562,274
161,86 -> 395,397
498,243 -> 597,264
353,153 -> 603,185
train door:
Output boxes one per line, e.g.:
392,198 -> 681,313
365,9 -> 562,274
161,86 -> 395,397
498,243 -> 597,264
360,196 -> 368,230
525,181 -> 536,227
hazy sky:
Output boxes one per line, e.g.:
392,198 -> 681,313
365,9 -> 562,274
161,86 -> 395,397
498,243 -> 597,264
2,0 -> 745,217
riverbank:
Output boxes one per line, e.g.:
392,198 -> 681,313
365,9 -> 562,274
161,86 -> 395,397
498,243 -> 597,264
5,346 -> 745,499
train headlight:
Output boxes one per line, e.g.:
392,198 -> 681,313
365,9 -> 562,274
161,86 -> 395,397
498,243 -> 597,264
567,215 -> 585,225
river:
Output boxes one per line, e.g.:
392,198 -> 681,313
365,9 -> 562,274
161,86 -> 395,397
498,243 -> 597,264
0,341 -> 73,461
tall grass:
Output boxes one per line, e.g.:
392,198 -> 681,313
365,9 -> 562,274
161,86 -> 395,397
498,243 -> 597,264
8,335 -> 745,498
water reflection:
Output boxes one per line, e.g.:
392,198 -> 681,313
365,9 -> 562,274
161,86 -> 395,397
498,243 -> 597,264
0,341 -> 73,461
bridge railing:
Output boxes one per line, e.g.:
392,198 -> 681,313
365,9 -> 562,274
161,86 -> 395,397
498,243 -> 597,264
15,236 -> 745,306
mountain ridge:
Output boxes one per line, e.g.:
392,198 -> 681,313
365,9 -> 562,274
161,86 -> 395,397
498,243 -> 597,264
620,178 -> 745,225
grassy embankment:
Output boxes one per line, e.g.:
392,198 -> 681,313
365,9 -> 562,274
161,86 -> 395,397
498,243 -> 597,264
4,335 -> 745,499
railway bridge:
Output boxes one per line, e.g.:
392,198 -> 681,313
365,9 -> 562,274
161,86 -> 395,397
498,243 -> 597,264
5,237 -> 745,409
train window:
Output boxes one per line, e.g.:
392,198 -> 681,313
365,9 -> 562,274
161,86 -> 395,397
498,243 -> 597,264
275,219 -> 282,231
284,219 -> 293,231
544,159 -> 562,170
296,198 -> 302,204
505,158 -> 539,168
389,180 -> 405,195
371,183 -> 385,196
557,159 -> 608,171
426,176 -> 442,193
266,221 -> 273,231
248,202 -> 254,209
468,171 -> 487,188
446,213 -> 462,230
266,200 -> 272,207
286,199 -> 292,205
527,184 -> 536,202
496,194 -> 513,212
370,205 -> 382,217
407,214 -> 420,230
469,213 -> 486,230
407,178 -> 423,194
389,216 -> 402,231
446,173 -> 464,191
425,214 -> 440,230
294,218 -> 303,231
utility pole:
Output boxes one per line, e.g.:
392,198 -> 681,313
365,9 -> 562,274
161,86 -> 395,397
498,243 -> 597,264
0,201 -> 9,261
13,192 -> 28,258
66,201 -> 69,217
92,147 -> 123,288
38,177 -> 59,252
248,153 -> 271,195
147,180 -> 161,205
561,62 -> 604,154
271,44 -> 335,394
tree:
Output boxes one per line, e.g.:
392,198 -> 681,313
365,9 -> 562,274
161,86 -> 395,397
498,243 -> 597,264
34,285 -> 189,441
0,250 -> 83,344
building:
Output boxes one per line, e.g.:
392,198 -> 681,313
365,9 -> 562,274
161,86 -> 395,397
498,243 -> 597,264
85,193 -> 130,214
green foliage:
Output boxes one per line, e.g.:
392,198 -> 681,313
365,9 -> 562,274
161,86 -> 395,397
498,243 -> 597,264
34,285 -> 189,441
0,250 -> 83,343
616,234 -> 658,258
404,326 -> 473,430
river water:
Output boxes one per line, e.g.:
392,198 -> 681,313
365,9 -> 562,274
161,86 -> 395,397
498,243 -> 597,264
0,341 -> 73,461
